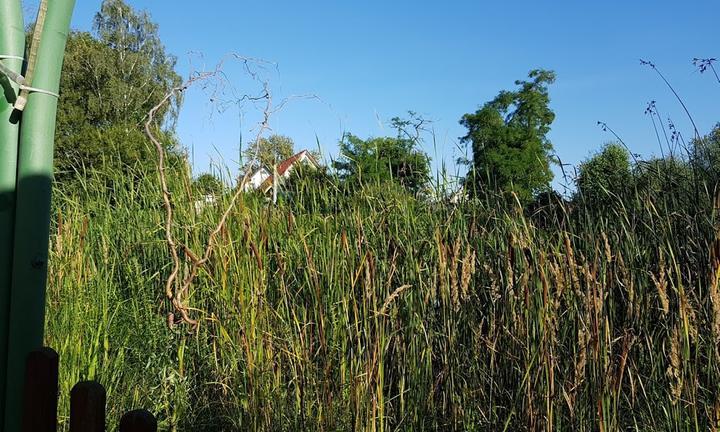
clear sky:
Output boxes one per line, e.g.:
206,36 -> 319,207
35,1 -> 720,190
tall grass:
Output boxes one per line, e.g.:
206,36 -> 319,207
44,162 -> 720,431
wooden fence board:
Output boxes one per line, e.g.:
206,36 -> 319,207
21,347 -> 59,432
69,381 -> 106,432
119,409 -> 158,432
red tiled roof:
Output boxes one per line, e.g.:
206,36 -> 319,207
277,151 -> 307,176
259,150 -> 318,192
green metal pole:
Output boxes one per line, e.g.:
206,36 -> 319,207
4,0 -> 75,430
0,0 -> 25,429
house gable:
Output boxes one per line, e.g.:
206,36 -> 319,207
259,150 -> 319,193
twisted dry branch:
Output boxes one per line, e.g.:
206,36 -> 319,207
145,57 -> 278,328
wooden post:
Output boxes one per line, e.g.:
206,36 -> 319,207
20,347 -> 58,432
15,347 -> 158,432
119,409 -> 158,432
69,381 -> 105,432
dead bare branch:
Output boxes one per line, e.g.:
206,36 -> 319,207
145,55 -> 304,328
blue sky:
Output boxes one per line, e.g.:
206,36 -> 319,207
42,1 -> 720,190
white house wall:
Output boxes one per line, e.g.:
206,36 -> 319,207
243,168 -> 270,191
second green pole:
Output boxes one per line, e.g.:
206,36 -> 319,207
4,1 -> 75,431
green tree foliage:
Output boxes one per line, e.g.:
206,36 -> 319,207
575,142 -> 633,207
333,133 -> 430,195
244,134 -> 295,169
193,173 -> 224,196
635,156 -> 694,200
460,69 -> 556,203
55,0 -> 182,180
693,123 -> 720,185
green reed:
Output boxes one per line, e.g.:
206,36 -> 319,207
44,163 -> 720,431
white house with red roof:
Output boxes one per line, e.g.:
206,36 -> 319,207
241,149 -> 320,195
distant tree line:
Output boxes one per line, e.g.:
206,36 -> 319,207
54,0 -> 720,220
55,0 -> 182,184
